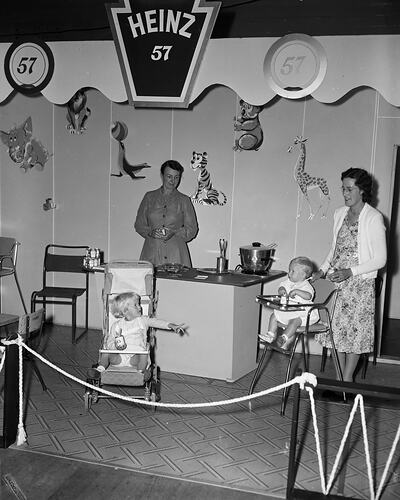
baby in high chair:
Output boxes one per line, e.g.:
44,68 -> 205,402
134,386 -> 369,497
87,291 -> 185,380
258,256 -> 318,351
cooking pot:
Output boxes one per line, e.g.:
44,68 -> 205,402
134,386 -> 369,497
236,242 -> 276,274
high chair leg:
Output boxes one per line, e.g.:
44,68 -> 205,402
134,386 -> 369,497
280,333 -> 302,416
248,345 -> 272,396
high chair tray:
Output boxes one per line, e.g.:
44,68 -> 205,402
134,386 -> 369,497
256,294 -> 309,311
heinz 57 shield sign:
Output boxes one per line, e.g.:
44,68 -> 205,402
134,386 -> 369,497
106,0 -> 221,108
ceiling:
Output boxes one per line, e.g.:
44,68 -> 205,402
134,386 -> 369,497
1,0 -> 400,43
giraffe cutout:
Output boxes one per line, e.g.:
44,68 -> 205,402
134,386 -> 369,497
288,136 -> 330,220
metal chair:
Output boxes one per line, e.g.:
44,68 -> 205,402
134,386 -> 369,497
0,236 -> 27,314
31,245 -> 89,344
250,278 -> 343,415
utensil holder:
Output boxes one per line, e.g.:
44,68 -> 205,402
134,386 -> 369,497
216,257 -> 228,273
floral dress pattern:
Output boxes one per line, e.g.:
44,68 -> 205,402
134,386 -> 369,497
315,216 -> 375,354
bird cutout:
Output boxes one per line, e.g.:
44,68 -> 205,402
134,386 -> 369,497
288,136 -> 330,220
110,121 -> 151,180
66,90 -> 91,134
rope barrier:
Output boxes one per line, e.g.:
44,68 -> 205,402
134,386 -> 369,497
1,337 -> 399,500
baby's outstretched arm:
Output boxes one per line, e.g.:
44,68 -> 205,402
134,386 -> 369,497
289,289 -> 312,300
168,323 -> 187,336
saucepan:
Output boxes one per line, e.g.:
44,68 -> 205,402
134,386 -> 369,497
236,242 -> 277,274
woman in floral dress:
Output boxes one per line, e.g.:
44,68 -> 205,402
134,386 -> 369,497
314,168 -> 386,382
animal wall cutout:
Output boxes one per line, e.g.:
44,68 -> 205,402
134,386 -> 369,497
0,117 -> 50,172
190,151 -> 227,206
288,136 -> 330,220
66,89 -> 91,134
233,99 -> 264,151
110,121 -> 151,180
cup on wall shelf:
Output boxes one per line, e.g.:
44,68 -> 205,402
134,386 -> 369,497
216,257 -> 228,274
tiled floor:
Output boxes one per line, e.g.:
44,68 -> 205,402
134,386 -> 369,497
1,325 -> 400,499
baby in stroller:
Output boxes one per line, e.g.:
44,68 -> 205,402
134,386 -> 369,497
87,291 -> 185,380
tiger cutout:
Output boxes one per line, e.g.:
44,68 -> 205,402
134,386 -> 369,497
190,151 -> 227,206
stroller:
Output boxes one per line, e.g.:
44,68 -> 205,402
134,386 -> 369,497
84,260 -> 160,411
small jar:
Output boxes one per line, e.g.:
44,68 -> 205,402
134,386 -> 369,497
115,326 -> 127,350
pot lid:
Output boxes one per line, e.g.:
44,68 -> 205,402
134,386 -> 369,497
240,242 -> 269,251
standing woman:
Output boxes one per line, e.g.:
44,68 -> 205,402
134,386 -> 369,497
314,168 -> 387,382
135,160 -> 198,267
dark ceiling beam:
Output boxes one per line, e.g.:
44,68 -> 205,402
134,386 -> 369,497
0,0 -> 399,42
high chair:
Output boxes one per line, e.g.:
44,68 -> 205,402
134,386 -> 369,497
249,278 -> 344,415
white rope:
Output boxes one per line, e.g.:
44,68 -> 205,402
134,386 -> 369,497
307,389 -> 400,500
0,346 -> 5,373
375,423 -> 400,500
2,337 -> 400,499
305,386 -> 327,492
17,339 -> 316,408
16,335 -> 27,445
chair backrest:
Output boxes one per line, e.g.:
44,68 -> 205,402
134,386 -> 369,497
312,278 -> 338,323
42,244 -> 89,287
0,236 -> 19,270
44,244 -> 89,273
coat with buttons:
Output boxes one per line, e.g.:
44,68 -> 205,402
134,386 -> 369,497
134,187 -> 198,267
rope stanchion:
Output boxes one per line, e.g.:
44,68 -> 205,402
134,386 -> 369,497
16,335 -> 26,445
2,337 -> 400,500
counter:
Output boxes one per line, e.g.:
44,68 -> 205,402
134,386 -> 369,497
154,268 -> 285,382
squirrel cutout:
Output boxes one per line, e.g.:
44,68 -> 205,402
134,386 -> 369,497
233,99 -> 264,151
66,90 -> 91,134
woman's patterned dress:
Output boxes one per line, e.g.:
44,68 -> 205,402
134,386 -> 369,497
316,216 -> 375,354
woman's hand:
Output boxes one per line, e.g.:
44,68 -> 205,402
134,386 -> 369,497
149,227 -> 176,240
163,228 -> 175,241
328,268 -> 352,283
310,269 -> 324,282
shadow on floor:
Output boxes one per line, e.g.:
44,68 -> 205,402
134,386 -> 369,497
0,447 -> 277,500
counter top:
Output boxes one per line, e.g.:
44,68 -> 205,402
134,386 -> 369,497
155,268 -> 286,287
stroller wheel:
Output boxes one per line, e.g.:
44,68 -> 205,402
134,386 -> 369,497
84,390 -> 93,411
151,380 -> 161,402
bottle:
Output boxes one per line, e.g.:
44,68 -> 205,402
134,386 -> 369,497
114,325 -> 127,350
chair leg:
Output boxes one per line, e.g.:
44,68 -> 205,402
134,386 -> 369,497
320,347 -> 327,373
361,353 -> 368,379
85,290 -> 89,331
72,300 -> 77,344
13,271 -> 27,314
281,334 -> 302,416
29,358 -> 47,391
248,345 -> 272,395
373,324 -> 378,366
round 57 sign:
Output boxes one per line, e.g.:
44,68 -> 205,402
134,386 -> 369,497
264,34 -> 327,99
4,40 -> 54,95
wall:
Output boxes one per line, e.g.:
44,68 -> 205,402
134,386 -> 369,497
0,86 -> 398,343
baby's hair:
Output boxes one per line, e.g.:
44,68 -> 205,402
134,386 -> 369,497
290,256 -> 314,279
111,291 -> 141,318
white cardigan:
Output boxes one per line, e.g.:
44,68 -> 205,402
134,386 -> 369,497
320,203 -> 387,279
